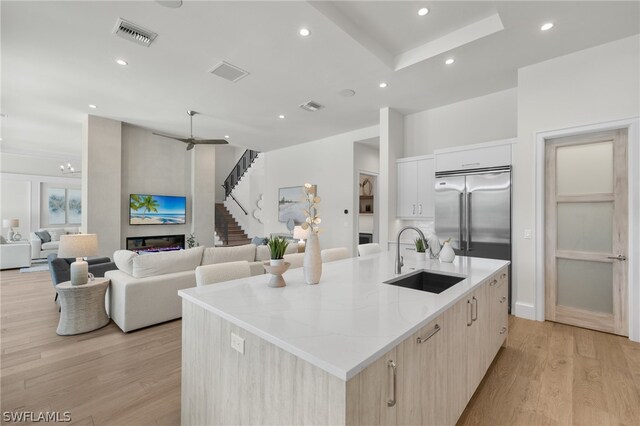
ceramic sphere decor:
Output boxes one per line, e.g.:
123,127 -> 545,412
301,183 -> 322,284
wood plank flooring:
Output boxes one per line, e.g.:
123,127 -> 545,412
2,268 -> 639,425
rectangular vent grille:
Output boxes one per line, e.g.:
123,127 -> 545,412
113,18 -> 157,47
209,61 -> 250,82
299,101 -> 324,112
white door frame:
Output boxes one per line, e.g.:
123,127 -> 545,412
534,117 -> 640,341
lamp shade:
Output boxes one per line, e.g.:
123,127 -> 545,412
293,226 -> 306,240
2,219 -> 19,228
58,234 -> 99,258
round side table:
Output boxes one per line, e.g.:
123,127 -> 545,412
56,278 -> 110,336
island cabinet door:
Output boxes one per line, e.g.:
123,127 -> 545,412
466,281 -> 491,400
489,268 -> 509,357
346,347 -> 397,426
443,296 -> 472,425
396,315 -> 446,426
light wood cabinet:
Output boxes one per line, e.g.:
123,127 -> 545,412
489,267 -> 509,355
465,281 -> 491,400
396,156 -> 434,219
397,316 -> 445,425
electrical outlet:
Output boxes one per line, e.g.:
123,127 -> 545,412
524,229 -> 532,239
231,332 -> 244,354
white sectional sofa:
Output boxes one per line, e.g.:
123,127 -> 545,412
105,243 -> 298,332
29,227 -> 80,259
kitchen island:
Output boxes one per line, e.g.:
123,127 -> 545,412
179,251 -> 510,425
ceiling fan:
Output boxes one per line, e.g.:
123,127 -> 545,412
153,110 -> 228,150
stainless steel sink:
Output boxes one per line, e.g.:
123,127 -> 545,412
384,270 -> 465,294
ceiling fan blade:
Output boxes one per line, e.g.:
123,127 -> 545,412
152,132 -> 183,141
192,139 -> 229,145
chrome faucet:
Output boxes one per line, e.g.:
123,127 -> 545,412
396,226 -> 427,274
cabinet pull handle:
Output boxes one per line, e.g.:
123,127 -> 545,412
500,296 -> 506,303
500,273 -> 507,279
462,162 -> 481,167
489,279 -> 498,287
467,300 -> 472,326
500,326 -> 507,335
412,204 -> 416,215
417,324 -> 441,344
418,204 -> 422,215
472,297 -> 478,322
387,360 -> 397,407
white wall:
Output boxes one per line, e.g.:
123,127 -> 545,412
263,126 -> 378,253
380,108 -> 405,247
404,88 -> 517,156
515,35 -> 640,318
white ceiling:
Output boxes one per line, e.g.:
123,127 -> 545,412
1,1 -> 638,156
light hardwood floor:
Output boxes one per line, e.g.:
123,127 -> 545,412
2,268 -> 639,425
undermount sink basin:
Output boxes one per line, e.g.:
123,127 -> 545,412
384,270 -> 466,294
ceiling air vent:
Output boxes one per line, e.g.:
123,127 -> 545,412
299,101 -> 324,112
113,18 -> 157,47
209,61 -> 250,83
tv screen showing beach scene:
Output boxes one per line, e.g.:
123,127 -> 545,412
129,194 -> 186,225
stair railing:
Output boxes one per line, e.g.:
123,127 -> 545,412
214,206 -> 229,245
223,149 -> 260,199
223,188 -> 248,216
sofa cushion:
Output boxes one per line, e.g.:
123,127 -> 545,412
35,230 -> 51,243
41,241 -> 60,251
48,229 -> 64,242
202,244 -> 256,265
113,250 -> 138,275
133,246 -> 204,279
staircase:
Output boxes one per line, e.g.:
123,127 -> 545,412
215,203 -> 251,246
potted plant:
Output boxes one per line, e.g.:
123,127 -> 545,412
267,236 -> 289,266
414,237 -> 428,261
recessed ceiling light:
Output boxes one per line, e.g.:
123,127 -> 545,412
279,114 -> 285,119
445,58 -> 455,65
88,104 -> 97,109
338,89 -> 356,97
299,28 -> 310,37
540,22 -> 554,31
379,82 -> 388,88
116,59 -> 128,66
418,8 -> 429,16
0,137 -> 3,141
224,135 -> 230,139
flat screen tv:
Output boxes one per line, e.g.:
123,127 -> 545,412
129,194 -> 186,225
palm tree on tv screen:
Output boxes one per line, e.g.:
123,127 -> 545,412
130,194 -> 142,211
139,195 -> 160,219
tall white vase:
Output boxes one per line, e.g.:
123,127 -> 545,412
303,231 -> 322,285
439,242 -> 456,263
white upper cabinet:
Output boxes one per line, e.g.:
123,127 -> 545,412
397,156 -> 434,219
435,140 -> 513,172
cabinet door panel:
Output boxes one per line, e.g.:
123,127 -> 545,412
466,283 -> 490,399
417,159 -> 435,219
435,144 -> 511,172
346,347 -> 397,426
397,316 -> 445,426
444,297 -> 469,425
397,161 -> 418,218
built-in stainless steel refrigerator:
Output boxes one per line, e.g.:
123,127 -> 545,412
434,166 -> 512,310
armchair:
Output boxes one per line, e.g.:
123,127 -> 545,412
48,254 -> 117,301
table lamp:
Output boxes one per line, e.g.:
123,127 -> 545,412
3,219 -> 19,241
57,234 -> 99,286
293,226 -> 306,244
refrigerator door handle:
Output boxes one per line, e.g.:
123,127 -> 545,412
467,192 -> 472,251
458,193 -> 464,251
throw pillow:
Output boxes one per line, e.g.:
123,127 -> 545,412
49,229 -> 63,242
35,230 -> 51,243
251,236 -> 268,246
113,250 -> 139,275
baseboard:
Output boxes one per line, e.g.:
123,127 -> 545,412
514,301 -> 536,320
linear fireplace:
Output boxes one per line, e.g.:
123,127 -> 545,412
126,234 -> 185,254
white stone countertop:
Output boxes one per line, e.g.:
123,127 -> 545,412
179,251 -> 509,381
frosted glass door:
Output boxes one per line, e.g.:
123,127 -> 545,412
545,130 -> 628,336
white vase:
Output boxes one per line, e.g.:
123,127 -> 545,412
303,230 -> 322,284
439,242 -> 455,263
416,252 -> 427,262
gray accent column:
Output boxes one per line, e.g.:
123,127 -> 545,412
190,145 -> 216,247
